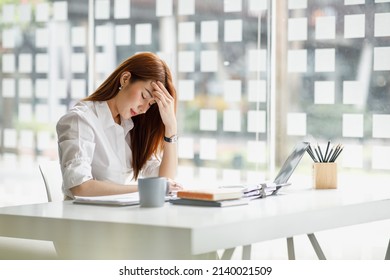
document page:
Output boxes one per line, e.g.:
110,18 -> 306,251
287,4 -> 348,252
74,192 -> 140,206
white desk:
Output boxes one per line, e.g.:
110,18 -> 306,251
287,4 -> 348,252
1,185 -> 390,259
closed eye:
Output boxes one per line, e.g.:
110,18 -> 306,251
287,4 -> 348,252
142,92 -> 156,107
143,88 -> 156,107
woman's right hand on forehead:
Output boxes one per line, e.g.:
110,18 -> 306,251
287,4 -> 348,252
151,81 -> 177,135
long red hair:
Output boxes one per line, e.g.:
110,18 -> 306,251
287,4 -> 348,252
84,52 -> 177,179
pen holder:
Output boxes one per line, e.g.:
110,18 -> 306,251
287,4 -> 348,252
312,162 -> 337,189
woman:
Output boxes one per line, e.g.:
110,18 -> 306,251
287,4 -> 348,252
56,52 -> 181,198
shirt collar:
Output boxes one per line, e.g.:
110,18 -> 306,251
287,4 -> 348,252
94,101 -> 134,132
121,115 -> 134,135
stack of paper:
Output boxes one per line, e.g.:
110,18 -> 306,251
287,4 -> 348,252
241,183 -> 277,199
220,182 -> 291,200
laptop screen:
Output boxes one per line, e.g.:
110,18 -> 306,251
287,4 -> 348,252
273,141 -> 309,185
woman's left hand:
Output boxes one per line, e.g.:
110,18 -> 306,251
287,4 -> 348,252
151,81 -> 177,135
167,178 -> 184,195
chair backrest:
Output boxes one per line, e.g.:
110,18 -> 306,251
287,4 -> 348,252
38,161 -> 64,202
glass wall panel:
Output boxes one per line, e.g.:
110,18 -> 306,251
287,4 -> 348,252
0,0 -> 89,164
279,0 -> 390,173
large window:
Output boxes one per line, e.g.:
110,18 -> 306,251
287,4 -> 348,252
280,0 -> 390,173
0,0 -> 89,166
1,0 -> 390,196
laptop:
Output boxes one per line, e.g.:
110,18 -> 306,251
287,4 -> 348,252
270,141 -> 309,195
221,141 -> 309,196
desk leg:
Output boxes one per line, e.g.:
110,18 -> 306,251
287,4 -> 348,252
220,248 -> 236,260
220,246 -> 251,260
287,237 -> 295,260
385,239 -> 390,260
192,252 -> 219,260
242,245 -> 251,260
307,233 -> 326,260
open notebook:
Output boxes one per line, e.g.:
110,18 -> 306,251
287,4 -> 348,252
73,193 -> 141,206
74,192 -> 176,206
74,192 -> 175,206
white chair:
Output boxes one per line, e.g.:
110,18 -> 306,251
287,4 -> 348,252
38,161 -> 64,202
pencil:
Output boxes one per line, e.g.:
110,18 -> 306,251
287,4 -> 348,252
332,145 -> 344,162
306,148 -> 318,162
308,145 -> 318,162
325,145 -> 334,162
314,145 -> 322,163
324,140 -> 330,162
317,143 -> 325,162
330,144 -> 340,162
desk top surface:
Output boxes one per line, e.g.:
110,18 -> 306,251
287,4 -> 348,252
1,184 -> 390,230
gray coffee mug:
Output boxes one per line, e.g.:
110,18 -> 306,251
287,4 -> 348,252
138,177 -> 168,207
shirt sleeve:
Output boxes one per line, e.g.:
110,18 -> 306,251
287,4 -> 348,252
140,154 -> 161,178
56,111 -> 96,195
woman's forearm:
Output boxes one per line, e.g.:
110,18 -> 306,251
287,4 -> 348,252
158,141 -> 178,179
70,179 -> 138,197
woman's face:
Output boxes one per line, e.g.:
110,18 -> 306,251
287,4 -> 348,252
116,79 -> 156,120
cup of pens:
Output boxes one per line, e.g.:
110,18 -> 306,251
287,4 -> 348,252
307,142 -> 343,190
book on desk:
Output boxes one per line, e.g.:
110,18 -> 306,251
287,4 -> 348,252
176,188 -> 242,201
170,188 -> 248,207
169,197 -> 249,207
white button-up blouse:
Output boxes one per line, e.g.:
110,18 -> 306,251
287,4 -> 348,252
56,101 -> 160,198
